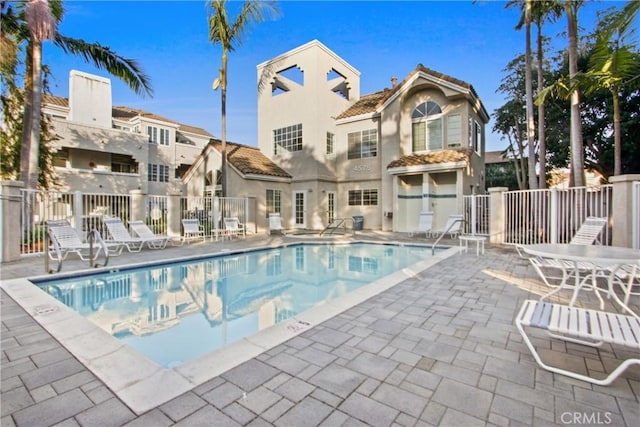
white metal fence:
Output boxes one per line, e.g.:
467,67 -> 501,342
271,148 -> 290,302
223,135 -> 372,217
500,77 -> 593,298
634,181 -> 640,249
20,190 -> 250,256
463,195 -> 490,235
503,185 -> 613,246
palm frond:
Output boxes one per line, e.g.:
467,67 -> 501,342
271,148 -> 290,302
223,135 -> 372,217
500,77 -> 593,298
53,35 -> 153,97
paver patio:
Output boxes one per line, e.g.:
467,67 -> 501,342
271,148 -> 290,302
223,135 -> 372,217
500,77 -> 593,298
2,233 -> 639,426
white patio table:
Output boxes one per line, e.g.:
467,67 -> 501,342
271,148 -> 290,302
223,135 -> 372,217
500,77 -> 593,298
521,244 -> 640,318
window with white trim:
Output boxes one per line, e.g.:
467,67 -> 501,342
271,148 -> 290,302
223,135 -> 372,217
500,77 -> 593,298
147,126 -> 170,146
475,120 -> 482,154
347,129 -> 377,159
273,123 -> 302,154
348,189 -> 378,206
148,164 -> 169,182
446,114 -> 462,148
412,101 -> 442,152
326,132 -> 334,155
266,189 -> 282,218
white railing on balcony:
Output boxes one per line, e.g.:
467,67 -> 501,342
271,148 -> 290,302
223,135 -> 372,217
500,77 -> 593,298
503,185 -> 613,246
463,195 -> 490,235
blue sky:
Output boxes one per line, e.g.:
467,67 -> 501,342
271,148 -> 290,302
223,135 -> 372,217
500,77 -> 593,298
43,0 -> 621,152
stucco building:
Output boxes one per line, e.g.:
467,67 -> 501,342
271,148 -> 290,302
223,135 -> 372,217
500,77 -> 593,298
45,70 -> 213,195
186,40 -> 489,233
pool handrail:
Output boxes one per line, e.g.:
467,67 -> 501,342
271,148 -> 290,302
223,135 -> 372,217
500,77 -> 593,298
320,217 -> 355,236
431,218 -> 466,255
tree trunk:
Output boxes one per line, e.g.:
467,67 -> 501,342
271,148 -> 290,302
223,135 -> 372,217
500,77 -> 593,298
525,6 -> 537,189
612,86 -> 621,176
19,42 -> 34,185
536,21 -> 547,189
566,1 -> 585,187
220,51 -> 227,198
27,40 -> 44,190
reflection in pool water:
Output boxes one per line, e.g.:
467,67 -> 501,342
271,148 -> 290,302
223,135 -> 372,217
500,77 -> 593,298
37,243 -> 435,367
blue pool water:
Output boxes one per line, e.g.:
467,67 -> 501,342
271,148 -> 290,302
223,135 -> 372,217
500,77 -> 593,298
36,242 -> 436,367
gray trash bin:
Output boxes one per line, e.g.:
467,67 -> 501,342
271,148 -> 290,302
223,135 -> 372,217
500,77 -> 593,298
352,215 -> 364,231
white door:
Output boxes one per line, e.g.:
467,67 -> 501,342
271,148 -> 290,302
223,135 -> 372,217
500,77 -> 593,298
326,191 -> 337,224
293,191 -> 306,228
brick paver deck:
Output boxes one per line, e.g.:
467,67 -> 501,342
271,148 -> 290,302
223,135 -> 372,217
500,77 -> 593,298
2,234 -> 639,426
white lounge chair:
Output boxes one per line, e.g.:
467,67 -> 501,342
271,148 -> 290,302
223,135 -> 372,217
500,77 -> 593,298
409,211 -> 433,238
528,216 -> 608,288
428,214 -> 464,239
103,217 -> 168,251
515,299 -> 640,386
46,219 -> 122,261
224,217 -> 245,239
268,213 -> 286,235
180,218 -> 206,244
128,221 -> 170,249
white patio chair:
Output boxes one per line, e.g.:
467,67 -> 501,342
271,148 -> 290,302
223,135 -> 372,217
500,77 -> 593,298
528,216 -> 608,288
128,221 -> 170,249
428,214 -> 464,239
515,299 -> 640,386
268,213 -> 286,235
409,211 -> 433,238
46,219 -> 122,261
104,217 -> 170,251
224,217 -> 245,239
180,218 -> 206,245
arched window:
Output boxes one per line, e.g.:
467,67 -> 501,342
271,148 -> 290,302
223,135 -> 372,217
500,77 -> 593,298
412,101 -> 443,152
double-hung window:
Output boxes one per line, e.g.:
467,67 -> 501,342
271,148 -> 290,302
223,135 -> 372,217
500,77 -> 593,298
347,129 -> 377,159
326,132 -> 334,155
148,126 -> 170,146
412,101 -> 443,152
148,164 -> 169,182
266,189 -> 282,218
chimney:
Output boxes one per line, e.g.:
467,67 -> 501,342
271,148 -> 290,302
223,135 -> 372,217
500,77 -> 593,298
391,76 -> 397,88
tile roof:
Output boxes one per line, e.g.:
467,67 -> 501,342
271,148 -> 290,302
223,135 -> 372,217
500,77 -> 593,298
336,90 -> 393,119
337,64 -> 480,120
387,149 -> 471,169
210,140 -> 292,179
43,94 -> 68,107
41,94 -> 214,138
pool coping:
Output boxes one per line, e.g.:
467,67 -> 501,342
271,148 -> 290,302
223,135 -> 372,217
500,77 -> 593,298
0,241 -> 460,415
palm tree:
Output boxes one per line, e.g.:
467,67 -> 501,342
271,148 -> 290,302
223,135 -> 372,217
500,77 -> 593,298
564,0 -> 586,187
531,1 -> 563,188
207,0 -> 279,197
21,0 -> 56,190
2,0 -> 153,188
507,0 -> 537,189
584,1 -> 639,176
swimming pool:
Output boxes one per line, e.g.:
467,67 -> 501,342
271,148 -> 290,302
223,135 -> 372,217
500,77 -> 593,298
35,242 -> 437,368
3,240 -> 457,414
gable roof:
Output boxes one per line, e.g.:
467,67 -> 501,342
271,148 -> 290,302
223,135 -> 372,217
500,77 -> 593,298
182,139 -> 292,183
337,64 -> 488,121
387,149 -> 471,170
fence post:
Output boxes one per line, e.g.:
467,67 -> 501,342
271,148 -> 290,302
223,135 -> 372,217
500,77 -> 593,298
130,190 -> 146,222
610,174 -> 640,248
167,192 -> 181,238
550,187 -> 558,244
213,196 -> 220,234
471,195 -> 477,235
73,191 -> 83,234
488,187 -> 508,244
1,181 -> 25,262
